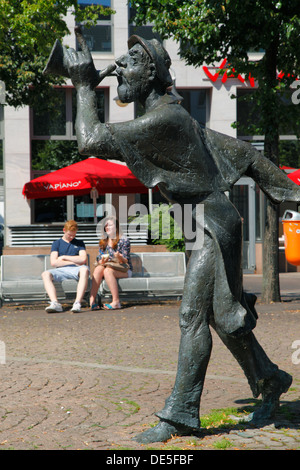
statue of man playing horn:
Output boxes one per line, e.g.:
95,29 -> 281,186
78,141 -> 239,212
44,27 -> 300,443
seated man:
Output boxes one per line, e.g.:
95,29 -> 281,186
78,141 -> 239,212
41,220 -> 89,313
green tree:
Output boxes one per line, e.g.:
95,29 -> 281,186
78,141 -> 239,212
31,140 -> 82,170
131,0 -> 300,302
0,0 -> 113,109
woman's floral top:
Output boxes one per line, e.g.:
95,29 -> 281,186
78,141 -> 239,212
98,236 -> 132,271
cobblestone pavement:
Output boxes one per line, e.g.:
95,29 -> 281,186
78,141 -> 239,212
0,273 -> 299,451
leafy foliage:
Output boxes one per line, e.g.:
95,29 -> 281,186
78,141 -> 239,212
132,203 -> 185,252
31,140 -> 82,170
131,1 -> 300,74
130,1 -> 300,300
0,0 -> 114,108
131,0 -> 300,149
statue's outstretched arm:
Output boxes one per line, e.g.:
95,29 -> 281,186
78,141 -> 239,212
246,153 -> 300,204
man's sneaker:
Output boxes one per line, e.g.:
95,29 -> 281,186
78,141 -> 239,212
71,301 -> 81,313
45,301 -> 63,313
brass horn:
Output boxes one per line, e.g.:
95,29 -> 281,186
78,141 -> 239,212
43,40 -> 70,77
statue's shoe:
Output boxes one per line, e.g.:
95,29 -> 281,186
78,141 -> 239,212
133,420 -> 199,444
246,369 -> 292,423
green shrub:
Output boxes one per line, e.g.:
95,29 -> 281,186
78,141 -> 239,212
133,203 -> 185,252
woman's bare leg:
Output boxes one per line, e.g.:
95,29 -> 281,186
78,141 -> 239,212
103,267 -> 128,308
89,265 -> 105,307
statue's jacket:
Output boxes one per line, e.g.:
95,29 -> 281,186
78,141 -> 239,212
96,94 -> 298,337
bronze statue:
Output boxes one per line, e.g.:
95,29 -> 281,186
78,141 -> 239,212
44,27 -> 300,443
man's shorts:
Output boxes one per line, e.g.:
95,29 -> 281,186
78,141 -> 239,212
48,265 -> 89,282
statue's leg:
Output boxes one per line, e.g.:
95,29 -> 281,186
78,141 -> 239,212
134,235 -> 215,443
211,320 -> 292,422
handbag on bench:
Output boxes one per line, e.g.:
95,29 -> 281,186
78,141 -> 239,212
104,257 -> 129,273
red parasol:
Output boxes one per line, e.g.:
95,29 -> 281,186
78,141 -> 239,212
22,157 -> 148,199
287,168 -> 300,185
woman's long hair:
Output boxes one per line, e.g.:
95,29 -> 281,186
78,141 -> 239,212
99,216 -> 122,251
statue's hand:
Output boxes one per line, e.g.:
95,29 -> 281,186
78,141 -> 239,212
64,27 -> 102,89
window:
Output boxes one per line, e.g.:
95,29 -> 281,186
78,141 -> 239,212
128,24 -> 162,42
129,4 -> 162,42
74,193 -> 105,223
255,183 -> 263,241
237,88 -> 300,139
0,105 -> 3,170
178,89 -> 209,127
33,89 -> 67,137
32,88 -> 106,140
33,193 -> 106,224
229,185 -> 249,242
31,86 -> 107,223
32,88 -> 72,139
236,89 -> 260,137
77,1 -> 113,53
34,196 -> 67,223
135,88 -> 209,128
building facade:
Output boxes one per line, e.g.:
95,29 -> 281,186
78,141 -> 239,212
0,0 -> 299,272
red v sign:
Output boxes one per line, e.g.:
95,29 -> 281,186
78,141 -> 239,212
202,59 -> 227,82
203,58 -> 256,87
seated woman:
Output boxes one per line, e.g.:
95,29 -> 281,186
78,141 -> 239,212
90,216 -> 132,310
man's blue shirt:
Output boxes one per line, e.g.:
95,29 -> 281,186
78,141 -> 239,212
51,238 -> 86,267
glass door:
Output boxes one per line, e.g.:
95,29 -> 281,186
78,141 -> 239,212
229,177 -> 256,272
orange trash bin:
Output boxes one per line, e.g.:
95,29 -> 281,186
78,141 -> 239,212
282,210 -> 300,266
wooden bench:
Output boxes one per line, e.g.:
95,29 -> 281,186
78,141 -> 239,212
0,252 -> 186,306
99,252 -> 186,301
